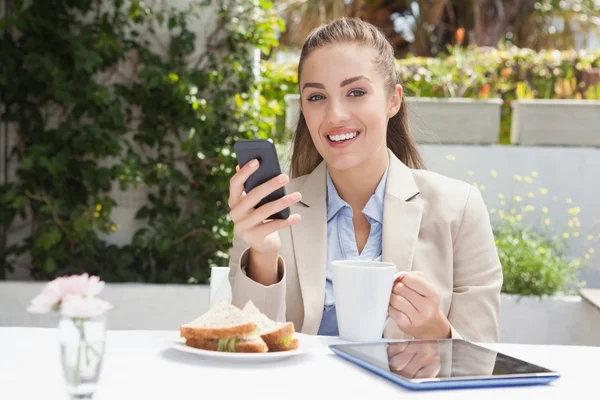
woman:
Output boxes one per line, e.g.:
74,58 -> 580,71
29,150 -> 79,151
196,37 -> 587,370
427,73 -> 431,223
227,17 -> 502,342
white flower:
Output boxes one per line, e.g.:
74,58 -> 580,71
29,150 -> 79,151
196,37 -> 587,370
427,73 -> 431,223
60,294 -> 113,319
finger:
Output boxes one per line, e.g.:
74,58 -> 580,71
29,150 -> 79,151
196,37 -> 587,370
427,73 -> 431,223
387,341 -> 409,358
402,349 -> 431,378
413,362 -> 441,380
235,173 -> 290,215
390,294 -> 418,323
245,214 -> 302,239
388,305 -> 411,331
388,343 -> 418,372
236,165 -> 240,172
393,282 -> 425,312
400,274 -> 436,298
229,159 -> 259,208
235,192 -> 302,233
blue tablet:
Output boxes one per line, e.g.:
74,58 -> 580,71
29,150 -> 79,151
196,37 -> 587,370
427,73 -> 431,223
329,339 -> 560,391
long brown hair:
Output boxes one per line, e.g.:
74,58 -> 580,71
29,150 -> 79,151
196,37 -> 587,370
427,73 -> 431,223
289,17 -> 424,178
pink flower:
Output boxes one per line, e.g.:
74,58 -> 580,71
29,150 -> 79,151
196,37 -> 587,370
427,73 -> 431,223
60,294 -> 113,319
27,273 -> 111,317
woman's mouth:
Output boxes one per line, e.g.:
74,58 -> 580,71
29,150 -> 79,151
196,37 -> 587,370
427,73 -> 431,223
327,131 -> 361,148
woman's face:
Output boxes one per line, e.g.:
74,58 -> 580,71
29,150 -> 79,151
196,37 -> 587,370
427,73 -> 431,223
299,42 -> 402,172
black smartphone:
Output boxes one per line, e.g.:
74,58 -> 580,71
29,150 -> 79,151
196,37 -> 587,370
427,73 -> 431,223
233,139 -> 290,220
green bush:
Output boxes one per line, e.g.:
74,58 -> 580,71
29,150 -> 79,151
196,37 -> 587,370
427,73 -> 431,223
0,0 -> 283,283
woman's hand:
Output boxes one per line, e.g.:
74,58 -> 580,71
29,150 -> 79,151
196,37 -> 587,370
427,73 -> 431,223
388,271 -> 451,339
228,159 -> 302,255
387,341 -> 441,379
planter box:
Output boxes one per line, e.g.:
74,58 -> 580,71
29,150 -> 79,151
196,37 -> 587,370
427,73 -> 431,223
511,99 -> 600,146
405,97 -> 502,144
500,293 -> 600,346
284,95 -> 502,145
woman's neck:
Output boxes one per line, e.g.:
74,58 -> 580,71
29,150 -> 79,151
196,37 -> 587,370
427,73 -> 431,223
328,152 -> 389,212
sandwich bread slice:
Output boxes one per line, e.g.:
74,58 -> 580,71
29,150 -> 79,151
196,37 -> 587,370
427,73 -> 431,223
243,300 -> 299,352
180,301 -> 268,353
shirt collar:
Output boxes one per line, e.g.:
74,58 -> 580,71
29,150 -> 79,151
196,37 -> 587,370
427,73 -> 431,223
326,164 -> 389,223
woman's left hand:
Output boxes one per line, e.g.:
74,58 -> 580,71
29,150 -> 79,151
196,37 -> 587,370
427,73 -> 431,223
388,271 -> 451,339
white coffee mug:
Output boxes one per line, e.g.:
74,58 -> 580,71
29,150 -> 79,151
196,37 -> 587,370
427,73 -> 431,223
331,260 -> 407,342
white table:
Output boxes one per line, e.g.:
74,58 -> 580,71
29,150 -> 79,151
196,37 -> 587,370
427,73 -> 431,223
1,328 -> 597,399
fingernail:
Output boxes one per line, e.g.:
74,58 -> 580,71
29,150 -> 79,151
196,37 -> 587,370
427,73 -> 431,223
291,192 -> 301,201
277,174 -> 288,183
250,160 -> 258,168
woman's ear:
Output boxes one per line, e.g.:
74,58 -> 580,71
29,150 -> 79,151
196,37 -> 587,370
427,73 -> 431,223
387,84 -> 403,118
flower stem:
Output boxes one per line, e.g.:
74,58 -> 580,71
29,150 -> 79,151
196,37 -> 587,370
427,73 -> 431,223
73,318 -> 86,389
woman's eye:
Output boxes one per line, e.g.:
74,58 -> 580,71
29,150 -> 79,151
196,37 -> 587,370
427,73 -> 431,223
349,89 -> 366,97
307,94 -> 325,101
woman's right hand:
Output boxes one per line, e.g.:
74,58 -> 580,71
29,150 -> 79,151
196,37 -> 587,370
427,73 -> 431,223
228,159 -> 302,255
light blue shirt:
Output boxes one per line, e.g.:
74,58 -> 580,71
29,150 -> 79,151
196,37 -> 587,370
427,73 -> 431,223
317,165 -> 389,336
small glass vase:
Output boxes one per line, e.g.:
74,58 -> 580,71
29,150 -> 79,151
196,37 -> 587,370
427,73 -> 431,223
58,313 -> 107,399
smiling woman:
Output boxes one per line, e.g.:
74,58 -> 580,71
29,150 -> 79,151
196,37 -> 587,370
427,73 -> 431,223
226,18 -> 503,344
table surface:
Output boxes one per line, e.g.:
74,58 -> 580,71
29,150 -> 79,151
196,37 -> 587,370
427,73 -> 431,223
1,327 -> 597,400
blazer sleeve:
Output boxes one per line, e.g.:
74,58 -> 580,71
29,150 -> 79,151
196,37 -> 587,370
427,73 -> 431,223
448,186 -> 503,343
227,229 -> 287,321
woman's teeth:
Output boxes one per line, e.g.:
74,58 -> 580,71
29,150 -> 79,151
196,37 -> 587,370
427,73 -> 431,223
328,131 -> 359,142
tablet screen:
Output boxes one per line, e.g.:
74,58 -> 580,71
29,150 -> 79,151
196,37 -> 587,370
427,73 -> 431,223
330,339 -> 557,382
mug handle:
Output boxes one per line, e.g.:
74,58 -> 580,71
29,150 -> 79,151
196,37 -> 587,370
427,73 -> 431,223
384,271 -> 409,335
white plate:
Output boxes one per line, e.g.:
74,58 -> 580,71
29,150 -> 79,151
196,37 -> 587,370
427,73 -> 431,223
170,334 -> 311,363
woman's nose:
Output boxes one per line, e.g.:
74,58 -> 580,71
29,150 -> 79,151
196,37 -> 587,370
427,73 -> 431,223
326,99 -> 350,125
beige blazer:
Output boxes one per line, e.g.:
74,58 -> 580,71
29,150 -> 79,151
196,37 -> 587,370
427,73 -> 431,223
228,149 -> 503,342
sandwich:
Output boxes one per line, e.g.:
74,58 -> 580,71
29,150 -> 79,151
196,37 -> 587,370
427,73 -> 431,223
242,301 -> 299,352
180,301 -> 268,353
180,300 -> 299,353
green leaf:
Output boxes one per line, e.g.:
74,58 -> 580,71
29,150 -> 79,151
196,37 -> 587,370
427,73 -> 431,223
36,228 -> 63,251
44,257 -> 57,274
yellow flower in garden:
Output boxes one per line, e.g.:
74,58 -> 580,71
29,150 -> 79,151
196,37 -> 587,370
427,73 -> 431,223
480,185 -> 486,192
490,170 -> 498,177
588,235 -> 594,241
513,196 -> 522,202
585,254 -> 591,260
524,176 -> 533,184
498,193 -> 505,199
568,220 -> 574,228
446,154 -> 456,161
499,210 -> 506,219
538,247 -> 546,254
490,208 -> 496,214
590,248 -> 596,254
466,170 -> 474,176
573,259 -> 582,267
513,174 -> 523,182
495,239 -> 500,245
574,219 -> 581,227
94,212 -> 100,219
545,218 -> 551,225
568,206 -> 580,215
563,233 -> 570,239
573,232 -> 580,238
527,192 -> 534,198
542,207 -> 549,214
565,198 -> 573,204
516,215 -> 522,221
539,188 -> 549,195
524,205 -> 535,212
531,171 -> 538,177
510,208 -> 517,214
95,204 -> 102,212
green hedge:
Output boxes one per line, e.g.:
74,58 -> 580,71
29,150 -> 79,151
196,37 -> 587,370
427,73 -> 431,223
262,46 -> 600,144
0,0 -> 283,283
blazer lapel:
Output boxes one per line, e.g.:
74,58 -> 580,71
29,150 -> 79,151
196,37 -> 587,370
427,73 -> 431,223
382,149 -> 423,272
382,149 -> 424,338
290,161 -> 328,335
